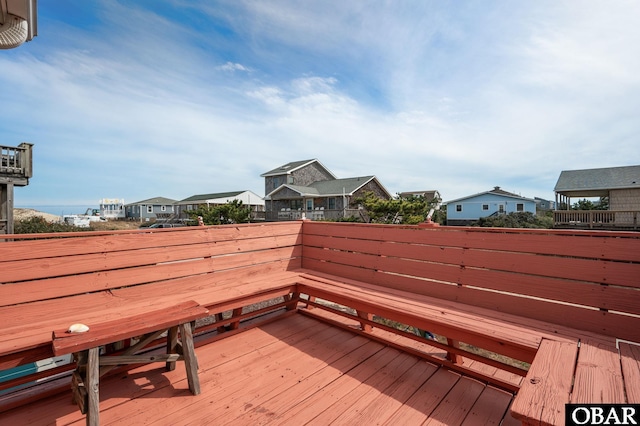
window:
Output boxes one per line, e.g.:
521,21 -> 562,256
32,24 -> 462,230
288,176 -> 294,184
482,204 -> 489,211
456,204 -> 462,212
517,203 -> 524,212
273,177 -> 281,190
290,199 -> 302,210
306,199 -> 313,211
147,205 -> 153,213
328,197 -> 336,210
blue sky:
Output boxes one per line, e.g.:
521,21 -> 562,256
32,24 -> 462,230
3,1 -> 639,208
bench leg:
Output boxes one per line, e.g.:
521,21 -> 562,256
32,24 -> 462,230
356,310 -> 373,332
230,307 -> 243,330
166,326 -> 179,371
86,347 -> 100,426
306,295 -> 316,309
214,313 -> 226,334
446,338 -> 463,365
285,292 -> 300,310
179,322 -> 201,395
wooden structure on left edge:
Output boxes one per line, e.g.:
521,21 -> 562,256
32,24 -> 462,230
0,143 -> 33,234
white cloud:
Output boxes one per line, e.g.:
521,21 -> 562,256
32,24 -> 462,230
5,1 -> 640,207
217,61 -> 252,72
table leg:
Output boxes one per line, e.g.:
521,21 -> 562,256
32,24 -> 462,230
166,326 -> 178,371
179,322 -> 200,395
86,347 -> 100,426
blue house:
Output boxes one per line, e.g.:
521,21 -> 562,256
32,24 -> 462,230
445,186 -> 537,226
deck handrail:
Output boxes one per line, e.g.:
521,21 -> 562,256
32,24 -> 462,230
0,142 -> 33,179
554,209 -> 639,229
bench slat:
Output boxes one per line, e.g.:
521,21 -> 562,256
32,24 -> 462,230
511,338 -> 578,426
571,339 -> 625,403
52,301 -> 209,356
619,342 -> 640,403
302,222 -> 640,262
0,245 -> 301,307
1,234 -> 301,284
304,245 -> 640,314
0,222 -> 303,262
303,234 -> 640,288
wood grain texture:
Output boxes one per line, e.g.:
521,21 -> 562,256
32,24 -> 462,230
51,301 -> 208,356
511,339 -> 578,426
571,339 -> 625,403
619,342 -> 640,403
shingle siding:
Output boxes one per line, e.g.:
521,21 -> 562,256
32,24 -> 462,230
610,188 -> 640,210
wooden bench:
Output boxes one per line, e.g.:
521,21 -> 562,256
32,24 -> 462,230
296,221 -> 640,425
0,223 -> 303,416
51,301 -> 209,426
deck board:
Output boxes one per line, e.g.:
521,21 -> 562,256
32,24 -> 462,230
571,339 -> 625,403
619,342 -> 640,403
2,313 -> 519,425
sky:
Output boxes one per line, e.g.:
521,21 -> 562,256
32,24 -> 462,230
2,0 -> 639,209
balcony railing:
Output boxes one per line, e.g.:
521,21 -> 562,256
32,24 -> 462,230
554,210 -> 639,230
0,143 -> 33,180
266,208 -> 363,222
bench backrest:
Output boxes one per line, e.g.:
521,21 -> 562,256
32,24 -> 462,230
301,222 -> 640,342
0,222 -> 302,307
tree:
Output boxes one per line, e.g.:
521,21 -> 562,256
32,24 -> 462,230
474,212 -> 553,228
185,200 -> 250,225
571,197 -> 609,210
350,192 -> 444,225
14,216 -> 88,233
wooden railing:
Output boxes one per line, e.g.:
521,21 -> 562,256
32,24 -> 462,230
554,210 -> 639,229
266,208 -> 363,222
0,143 -> 33,179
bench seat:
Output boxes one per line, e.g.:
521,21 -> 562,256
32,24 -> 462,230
294,269 -> 636,425
0,269 -> 301,368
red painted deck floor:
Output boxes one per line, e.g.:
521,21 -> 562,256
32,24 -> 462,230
2,314 -> 520,425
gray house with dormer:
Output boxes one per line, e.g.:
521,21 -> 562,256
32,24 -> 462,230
261,159 -> 392,221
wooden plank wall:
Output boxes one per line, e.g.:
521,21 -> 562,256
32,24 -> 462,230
0,222 -> 303,307
301,222 -> 640,342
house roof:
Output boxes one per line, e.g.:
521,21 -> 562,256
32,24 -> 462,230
266,176 -> 391,199
177,191 -> 247,203
554,165 -> 640,197
444,187 -> 535,204
126,196 -> 176,206
260,159 -> 337,179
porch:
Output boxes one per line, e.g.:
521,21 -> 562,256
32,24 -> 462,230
1,142 -> 33,234
1,221 -> 638,425
267,208 -> 362,222
554,209 -> 640,230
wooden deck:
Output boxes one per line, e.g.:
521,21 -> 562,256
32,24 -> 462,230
1,314 -> 519,425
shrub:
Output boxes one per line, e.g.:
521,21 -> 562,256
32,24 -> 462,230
14,217 -> 87,234
473,212 -> 553,229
